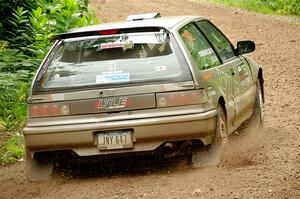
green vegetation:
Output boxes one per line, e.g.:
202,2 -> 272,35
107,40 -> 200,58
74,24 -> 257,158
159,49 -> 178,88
0,0 -> 98,164
209,0 -> 300,16
0,131 -> 24,164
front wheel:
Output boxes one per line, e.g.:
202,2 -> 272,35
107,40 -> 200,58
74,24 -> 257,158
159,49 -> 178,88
26,148 -> 54,182
192,105 -> 228,167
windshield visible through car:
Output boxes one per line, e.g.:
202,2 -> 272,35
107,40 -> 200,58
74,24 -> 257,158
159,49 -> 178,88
36,31 -> 192,91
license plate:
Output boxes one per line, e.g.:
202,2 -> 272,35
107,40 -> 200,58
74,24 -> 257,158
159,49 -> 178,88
97,131 -> 133,150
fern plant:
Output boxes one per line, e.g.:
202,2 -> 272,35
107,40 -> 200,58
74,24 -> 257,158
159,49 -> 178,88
8,7 -> 33,50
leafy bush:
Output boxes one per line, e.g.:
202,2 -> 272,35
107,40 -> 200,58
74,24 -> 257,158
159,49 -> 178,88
0,71 -> 31,131
0,0 -> 98,164
0,0 -> 37,41
0,48 -> 38,73
0,0 -> 98,130
28,0 -> 98,59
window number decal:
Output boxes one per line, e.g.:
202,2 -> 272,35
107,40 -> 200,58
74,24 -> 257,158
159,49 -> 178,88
155,65 -> 167,71
237,64 -> 251,88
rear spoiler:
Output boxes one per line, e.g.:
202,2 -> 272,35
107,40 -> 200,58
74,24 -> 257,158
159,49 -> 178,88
126,12 -> 161,21
51,27 -> 163,41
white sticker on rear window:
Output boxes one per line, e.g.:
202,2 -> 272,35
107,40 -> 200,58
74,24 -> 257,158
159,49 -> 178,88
96,72 -> 130,84
198,48 -> 214,57
54,73 -> 60,79
155,65 -> 167,71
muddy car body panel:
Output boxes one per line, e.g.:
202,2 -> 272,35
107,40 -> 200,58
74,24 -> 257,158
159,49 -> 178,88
23,14 -> 263,160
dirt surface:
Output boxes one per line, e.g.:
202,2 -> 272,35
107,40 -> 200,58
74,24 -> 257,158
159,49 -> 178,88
0,0 -> 299,198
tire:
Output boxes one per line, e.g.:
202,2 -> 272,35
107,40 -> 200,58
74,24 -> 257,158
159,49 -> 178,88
249,82 -> 265,129
26,148 -> 54,182
192,105 -> 228,168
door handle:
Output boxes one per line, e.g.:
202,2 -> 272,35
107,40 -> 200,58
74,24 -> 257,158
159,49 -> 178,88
230,68 -> 235,76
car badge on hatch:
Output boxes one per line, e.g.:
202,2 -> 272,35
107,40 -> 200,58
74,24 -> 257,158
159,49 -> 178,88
97,97 -> 128,109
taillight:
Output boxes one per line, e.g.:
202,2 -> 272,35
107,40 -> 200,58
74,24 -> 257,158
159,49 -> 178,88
29,102 -> 70,118
99,29 -> 119,35
156,90 -> 208,108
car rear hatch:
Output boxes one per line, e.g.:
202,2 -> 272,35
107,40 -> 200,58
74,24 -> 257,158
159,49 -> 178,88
28,28 -> 198,119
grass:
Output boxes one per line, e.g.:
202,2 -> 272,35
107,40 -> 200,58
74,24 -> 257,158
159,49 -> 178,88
0,130 -> 24,165
212,0 -> 273,14
205,0 -> 300,16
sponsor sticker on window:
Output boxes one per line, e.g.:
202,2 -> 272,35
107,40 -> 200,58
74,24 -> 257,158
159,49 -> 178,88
96,72 -> 130,84
100,42 -> 125,49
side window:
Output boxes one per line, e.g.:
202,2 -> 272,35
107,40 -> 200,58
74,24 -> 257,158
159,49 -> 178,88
196,20 -> 235,62
179,23 -> 220,70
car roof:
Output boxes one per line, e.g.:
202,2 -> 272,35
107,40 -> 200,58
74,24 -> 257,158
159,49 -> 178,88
71,16 -> 203,33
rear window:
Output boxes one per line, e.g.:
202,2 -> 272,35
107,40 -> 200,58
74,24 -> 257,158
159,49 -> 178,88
35,31 -> 192,92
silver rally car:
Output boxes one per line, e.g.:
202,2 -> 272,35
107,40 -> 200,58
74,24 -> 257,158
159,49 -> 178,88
23,13 -> 264,181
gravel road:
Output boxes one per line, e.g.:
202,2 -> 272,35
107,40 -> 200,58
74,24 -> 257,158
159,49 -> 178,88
0,0 -> 299,198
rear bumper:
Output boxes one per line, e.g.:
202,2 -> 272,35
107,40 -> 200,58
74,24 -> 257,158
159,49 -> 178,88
23,109 -> 217,156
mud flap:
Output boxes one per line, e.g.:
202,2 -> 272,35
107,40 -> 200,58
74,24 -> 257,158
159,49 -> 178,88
26,148 -> 54,182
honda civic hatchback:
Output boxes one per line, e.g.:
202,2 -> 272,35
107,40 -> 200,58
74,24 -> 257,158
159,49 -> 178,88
23,13 -> 264,181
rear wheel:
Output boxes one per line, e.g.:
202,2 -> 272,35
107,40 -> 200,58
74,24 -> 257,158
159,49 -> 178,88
26,148 -> 54,182
192,105 -> 228,167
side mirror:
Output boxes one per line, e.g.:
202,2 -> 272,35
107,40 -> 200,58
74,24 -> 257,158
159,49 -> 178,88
236,40 -> 255,55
